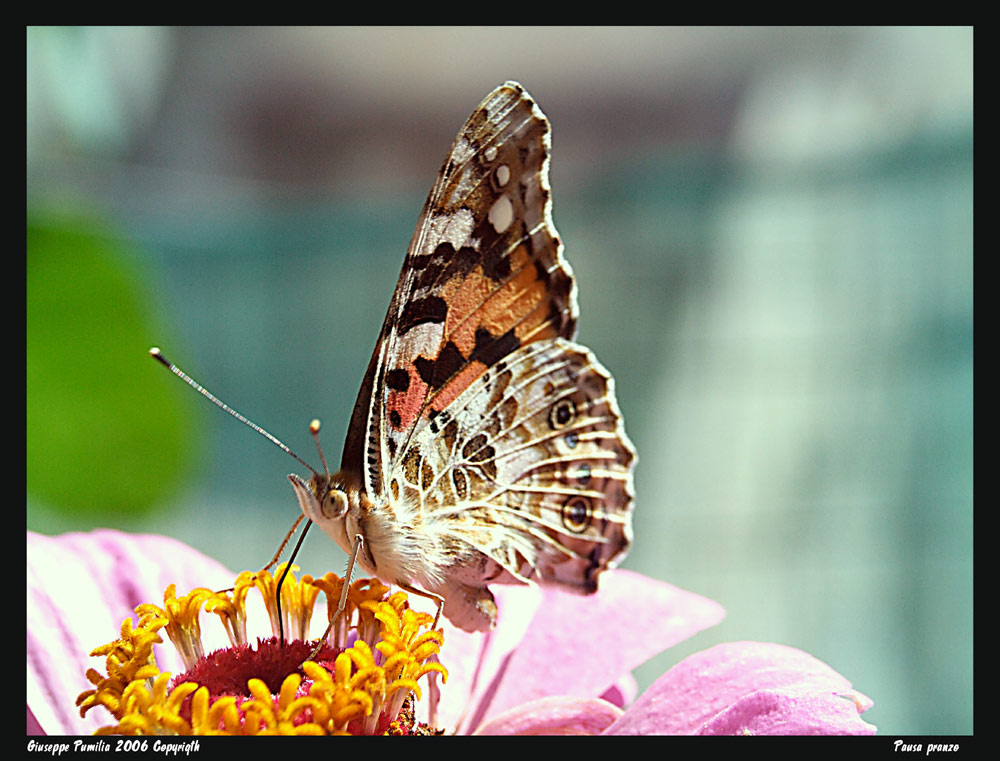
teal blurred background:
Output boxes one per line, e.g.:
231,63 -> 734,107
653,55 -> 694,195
27,27 -> 972,734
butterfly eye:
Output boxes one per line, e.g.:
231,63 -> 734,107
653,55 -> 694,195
322,488 -> 348,520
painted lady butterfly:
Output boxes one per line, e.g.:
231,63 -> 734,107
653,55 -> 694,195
289,81 -> 636,632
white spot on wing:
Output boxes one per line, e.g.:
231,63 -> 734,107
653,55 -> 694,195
489,195 -> 514,233
452,137 -> 475,166
402,321 -> 445,353
428,208 -> 476,251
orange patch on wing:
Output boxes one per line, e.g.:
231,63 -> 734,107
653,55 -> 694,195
443,271 -> 494,357
479,259 -> 546,337
513,296 -> 560,343
443,245 -> 550,356
430,360 -> 487,415
387,369 -> 429,431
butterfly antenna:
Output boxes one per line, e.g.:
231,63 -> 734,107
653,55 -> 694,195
267,419 -> 332,646
149,347 -> 319,477
308,418 -> 331,477
150,348 -> 325,648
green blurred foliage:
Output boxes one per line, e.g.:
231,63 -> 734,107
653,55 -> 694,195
26,213 -> 199,521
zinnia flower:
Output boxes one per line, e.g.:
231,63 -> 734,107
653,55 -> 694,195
27,529 -> 876,735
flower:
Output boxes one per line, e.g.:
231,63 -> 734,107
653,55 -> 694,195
471,642 -> 877,735
27,529 -> 876,735
28,530 -> 445,735
435,571 -> 875,735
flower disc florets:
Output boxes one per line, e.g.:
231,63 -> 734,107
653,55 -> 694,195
75,565 -> 447,735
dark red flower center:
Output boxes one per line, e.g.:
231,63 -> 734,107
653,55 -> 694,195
173,637 -> 338,696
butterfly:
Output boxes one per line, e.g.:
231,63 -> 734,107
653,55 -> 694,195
289,81 -> 636,632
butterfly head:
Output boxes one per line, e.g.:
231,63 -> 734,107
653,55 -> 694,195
288,470 -> 365,557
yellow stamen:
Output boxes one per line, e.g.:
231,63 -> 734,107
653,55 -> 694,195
240,674 -> 325,735
203,585 -> 250,648
78,568 -> 446,735
306,574 -> 391,648
135,585 -> 214,670
76,617 -> 164,721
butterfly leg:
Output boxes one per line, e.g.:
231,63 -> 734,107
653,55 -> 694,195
305,533 -> 365,662
264,514 -> 306,573
396,582 -> 445,630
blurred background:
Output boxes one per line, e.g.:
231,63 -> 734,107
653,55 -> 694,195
27,27 -> 972,734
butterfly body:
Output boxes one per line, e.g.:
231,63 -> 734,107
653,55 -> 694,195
290,469 -> 453,593
292,82 -> 636,632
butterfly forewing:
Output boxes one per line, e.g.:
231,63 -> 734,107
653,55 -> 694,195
341,82 -> 577,489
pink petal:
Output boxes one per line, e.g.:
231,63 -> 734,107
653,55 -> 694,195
473,696 -> 624,735
27,705 -> 45,735
27,530 -> 236,735
604,641 -> 876,735
697,688 -> 876,735
429,583 -> 542,730
469,569 -> 725,731
600,672 -> 638,708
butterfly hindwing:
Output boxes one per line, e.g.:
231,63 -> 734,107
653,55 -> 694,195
395,339 -> 635,610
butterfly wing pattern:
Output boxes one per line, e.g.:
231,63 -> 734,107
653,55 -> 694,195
291,82 -> 636,632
